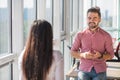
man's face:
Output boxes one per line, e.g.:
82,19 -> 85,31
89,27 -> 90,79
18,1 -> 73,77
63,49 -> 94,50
87,12 -> 101,29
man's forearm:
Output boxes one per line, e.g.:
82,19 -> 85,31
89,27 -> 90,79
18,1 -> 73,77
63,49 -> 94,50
102,53 -> 113,60
70,51 -> 81,59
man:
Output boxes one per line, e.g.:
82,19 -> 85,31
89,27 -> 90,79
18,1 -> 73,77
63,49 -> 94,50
70,7 -> 114,80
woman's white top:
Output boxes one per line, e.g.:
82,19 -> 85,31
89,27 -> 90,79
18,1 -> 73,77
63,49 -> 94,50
18,50 -> 64,80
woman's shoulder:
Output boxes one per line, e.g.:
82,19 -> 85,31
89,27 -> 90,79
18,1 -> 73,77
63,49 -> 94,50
18,49 -> 25,68
53,50 -> 63,61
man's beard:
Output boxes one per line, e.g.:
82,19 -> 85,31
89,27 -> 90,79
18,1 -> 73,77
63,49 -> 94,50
88,22 -> 98,29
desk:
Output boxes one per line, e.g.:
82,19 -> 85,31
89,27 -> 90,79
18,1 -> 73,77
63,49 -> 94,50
107,61 -> 120,80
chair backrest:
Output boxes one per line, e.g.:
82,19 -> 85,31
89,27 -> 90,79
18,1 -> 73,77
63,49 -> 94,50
114,42 -> 120,60
67,45 -> 76,66
107,42 -> 120,62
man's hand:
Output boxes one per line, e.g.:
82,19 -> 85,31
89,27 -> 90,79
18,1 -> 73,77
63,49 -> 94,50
93,50 -> 102,59
81,51 -> 94,59
81,50 -> 102,59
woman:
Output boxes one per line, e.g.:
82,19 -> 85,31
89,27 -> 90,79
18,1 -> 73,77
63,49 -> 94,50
18,20 -> 64,80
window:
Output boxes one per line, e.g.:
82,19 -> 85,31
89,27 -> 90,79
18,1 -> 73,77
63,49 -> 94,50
72,0 -> 79,32
70,0 -> 79,32
0,64 -> 11,80
78,0 -> 83,30
96,0 -> 118,39
83,0 -> 92,28
60,0 -> 65,34
0,0 -> 11,55
45,0 -> 53,25
70,0 -> 73,32
23,0 -> 37,44
0,0 -> 13,80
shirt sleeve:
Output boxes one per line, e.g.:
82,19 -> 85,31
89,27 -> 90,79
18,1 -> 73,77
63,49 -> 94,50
105,34 -> 114,58
71,32 -> 82,51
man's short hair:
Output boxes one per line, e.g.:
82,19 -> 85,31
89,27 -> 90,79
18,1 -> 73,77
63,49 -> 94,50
87,6 -> 101,18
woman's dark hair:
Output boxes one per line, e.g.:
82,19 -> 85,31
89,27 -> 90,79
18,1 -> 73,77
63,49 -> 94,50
87,6 -> 101,18
22,20 -> 53,80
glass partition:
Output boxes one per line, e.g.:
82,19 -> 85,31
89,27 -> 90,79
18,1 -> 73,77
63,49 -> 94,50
0,0 -> 11,55
23,0 -> 37,44
0,63 -> 11,80
45,0 -> 53,25
96,0 -> 118,39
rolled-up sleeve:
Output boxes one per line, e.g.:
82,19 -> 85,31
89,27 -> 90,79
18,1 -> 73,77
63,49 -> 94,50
71,33 -> 81,51
105,34 -> 114,58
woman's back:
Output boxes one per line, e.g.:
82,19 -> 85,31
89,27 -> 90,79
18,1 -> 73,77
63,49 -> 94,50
43,50 -> 64,80
18,50 -> 64,80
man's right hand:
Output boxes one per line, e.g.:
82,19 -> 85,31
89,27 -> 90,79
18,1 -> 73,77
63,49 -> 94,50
81,51 -> 94,59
